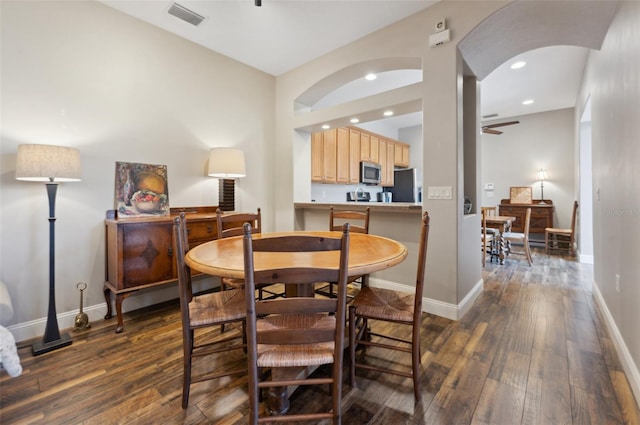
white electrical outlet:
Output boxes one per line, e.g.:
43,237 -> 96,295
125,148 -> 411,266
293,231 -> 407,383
615,274 -> 620,293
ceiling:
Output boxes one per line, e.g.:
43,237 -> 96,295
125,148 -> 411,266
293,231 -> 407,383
99,0 -> 597,129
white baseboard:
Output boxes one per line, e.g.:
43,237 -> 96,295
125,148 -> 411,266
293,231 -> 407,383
592,282 -> 640,407
367,277 -> 483,321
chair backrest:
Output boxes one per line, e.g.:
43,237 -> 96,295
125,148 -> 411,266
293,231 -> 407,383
412,212 -> 430,322
570,200 -> 579,234
329,206 -> 370,234
481,206 -> 497,217
242,223 -> 350,341
216,208 -> 261,239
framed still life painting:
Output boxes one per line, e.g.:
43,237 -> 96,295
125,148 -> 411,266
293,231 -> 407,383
115,162 -> 170,217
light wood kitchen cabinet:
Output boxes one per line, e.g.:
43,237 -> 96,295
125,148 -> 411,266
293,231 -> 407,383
312,126 -> 409,186
336,127 -> 349,184
394,142 -> 410,167
360,131 -> 371,161
311,129 -> 337,183
348,128 -> 361,184
379,139 -> 395,187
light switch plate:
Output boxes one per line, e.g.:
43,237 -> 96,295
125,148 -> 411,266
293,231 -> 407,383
427,186 -> 452,200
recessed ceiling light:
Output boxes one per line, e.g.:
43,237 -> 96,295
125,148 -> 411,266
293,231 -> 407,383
321,124 -> 330,130
510,61 -> 526,70
383,110 -> 394,117
365,73 -> 377,81
522,99 -> 534,105
350,118 -> 360,124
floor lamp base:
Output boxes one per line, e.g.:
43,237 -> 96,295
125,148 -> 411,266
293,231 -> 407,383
32,332 -> 72,356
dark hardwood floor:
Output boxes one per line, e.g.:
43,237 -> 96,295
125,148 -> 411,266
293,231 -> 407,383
2,248 -> 639,424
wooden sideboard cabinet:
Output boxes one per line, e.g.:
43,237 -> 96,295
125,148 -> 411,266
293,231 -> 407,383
499,199 -> 554,234
104,206 -> 220,333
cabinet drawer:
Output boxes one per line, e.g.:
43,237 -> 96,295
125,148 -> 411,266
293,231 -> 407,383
187,221 -> 216,241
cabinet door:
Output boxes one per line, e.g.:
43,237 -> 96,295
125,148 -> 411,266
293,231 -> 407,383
311,132 -> 324,182
336,128 -> 349,184
349,129 -> 361,184
360,132 -> 370,161
379,139 -> 388,185
385,140 -> 395,186
121,222 -> 174,288
370,135 -> 380,163
394,142 -> 410,167
322,129 -> 337,183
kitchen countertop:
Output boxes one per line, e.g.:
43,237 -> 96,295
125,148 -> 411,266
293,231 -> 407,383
294,202 -> 423,214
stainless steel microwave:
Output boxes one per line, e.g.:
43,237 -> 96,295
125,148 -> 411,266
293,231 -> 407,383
360,161 -> 381,185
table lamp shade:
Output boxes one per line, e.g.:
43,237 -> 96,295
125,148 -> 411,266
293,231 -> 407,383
207,148 -> 246,178
16,144 -> 81,182
536,168 -> 547,182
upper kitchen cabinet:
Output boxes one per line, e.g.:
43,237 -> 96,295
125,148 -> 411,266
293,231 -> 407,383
311,129 -> 337,183
379,139 -> 395,187
336,127 -> 350,184
348,128 -> 361,184
311,126 -> 410,186
394,142 -> 410,168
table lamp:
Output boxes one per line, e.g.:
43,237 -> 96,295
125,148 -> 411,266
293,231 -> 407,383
208,148 -> 246,211
16,144 -> 81,355
537,168 -> 547,204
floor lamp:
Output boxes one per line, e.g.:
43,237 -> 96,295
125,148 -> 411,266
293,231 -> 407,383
208,148 -> 246,212
16,144 -> 81,356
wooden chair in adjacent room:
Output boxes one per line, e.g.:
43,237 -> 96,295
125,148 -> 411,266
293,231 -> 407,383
545,200 -> 578,257
349,211 -> 430,401
502,207 -> 533,265
315,206 -> 370,298
172,213 -> 247,409
216,208 -> 280,300
242,222 -> 351,424
481,209 -> 495,267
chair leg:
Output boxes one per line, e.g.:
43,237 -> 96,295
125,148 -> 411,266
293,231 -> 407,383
182,329 -> 194,409
348,306 -> 357,389
411,326 -> 421,401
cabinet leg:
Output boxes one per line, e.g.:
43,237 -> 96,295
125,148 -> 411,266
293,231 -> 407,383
103,285 -> 113,320
115,294 -> 126,333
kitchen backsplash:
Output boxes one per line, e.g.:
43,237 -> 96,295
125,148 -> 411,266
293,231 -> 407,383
311,183 -> 384,203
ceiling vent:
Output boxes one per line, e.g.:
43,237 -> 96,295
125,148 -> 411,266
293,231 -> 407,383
168,2 -> 206,26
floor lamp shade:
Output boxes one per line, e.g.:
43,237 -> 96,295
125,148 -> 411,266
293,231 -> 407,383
208,148 -> 245,211
15,144 -> 81,355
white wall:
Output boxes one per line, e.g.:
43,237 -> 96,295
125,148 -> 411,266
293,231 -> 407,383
480,108 -> 576,230
0,1 -> 275,340
575,0 -> 640,400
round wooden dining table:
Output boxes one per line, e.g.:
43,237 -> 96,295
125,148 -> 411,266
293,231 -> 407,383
185,230 -> 408,414
185,230 -> 408,296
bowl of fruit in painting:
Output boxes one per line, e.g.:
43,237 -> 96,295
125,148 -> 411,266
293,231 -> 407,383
131,190 -> 166,214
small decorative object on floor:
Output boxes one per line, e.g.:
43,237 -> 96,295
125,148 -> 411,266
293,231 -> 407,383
74,282 -> 91,331
0,326 -> 22,377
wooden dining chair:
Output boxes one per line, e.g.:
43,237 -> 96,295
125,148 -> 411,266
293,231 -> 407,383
242,222 -> 351,424
216,208 -> 280,300
545,200 -> 578,256
316,206 -> 370,298
502,207 -> 533,265
349,211 -> 430,401
481,209 -> 495,267
172,213 -> 247,409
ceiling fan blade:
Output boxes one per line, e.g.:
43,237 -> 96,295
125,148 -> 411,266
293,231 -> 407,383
482,128 -> 503,135
483,120 -> 520,129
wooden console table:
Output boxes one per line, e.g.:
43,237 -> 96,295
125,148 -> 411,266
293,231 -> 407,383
104,206 -> 224,333
499,199 -> 554,234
